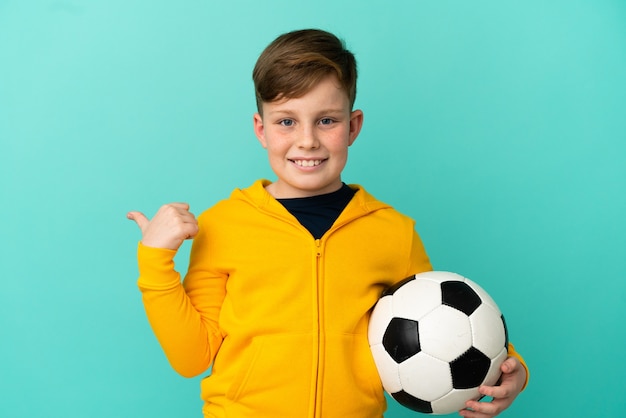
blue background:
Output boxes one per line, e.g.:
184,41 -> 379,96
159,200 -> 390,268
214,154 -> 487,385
1,1 -> 625,417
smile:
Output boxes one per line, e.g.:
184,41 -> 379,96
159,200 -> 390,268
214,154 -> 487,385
292,159 -> 324,167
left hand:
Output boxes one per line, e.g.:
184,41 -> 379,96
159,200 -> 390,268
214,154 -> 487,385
458,357 -> 527,417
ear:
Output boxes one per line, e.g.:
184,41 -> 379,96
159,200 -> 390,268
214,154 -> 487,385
253,113 -> 267,148
348,109 -> 364,146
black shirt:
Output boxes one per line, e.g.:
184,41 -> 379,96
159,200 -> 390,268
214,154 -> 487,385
277,184 -> 356,239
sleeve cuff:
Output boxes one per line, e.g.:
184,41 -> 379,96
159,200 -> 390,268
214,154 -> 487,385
507,342 -> 529,391
136,242 -> 181,290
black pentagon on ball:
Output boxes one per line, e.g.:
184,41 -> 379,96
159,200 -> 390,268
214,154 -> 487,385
382,317 -> 421,363
441,281 -> 482,316
450,347 -> 491,389
391,390 -> 433,414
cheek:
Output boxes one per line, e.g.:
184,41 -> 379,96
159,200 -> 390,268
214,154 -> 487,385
265,139 -> 290,159
327,132 -> 352,153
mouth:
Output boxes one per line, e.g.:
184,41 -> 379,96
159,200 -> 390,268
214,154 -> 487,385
290,159 -> 325,167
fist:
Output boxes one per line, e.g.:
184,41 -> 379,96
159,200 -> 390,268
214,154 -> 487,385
127,203 -> 199,251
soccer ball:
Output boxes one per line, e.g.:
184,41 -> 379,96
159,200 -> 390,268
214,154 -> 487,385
368,271 -> 509,415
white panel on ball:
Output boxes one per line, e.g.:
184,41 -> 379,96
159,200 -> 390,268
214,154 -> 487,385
470,304 -> 506,358
369,343 -> 403,393
484,347 -> 508,386
392,278 -> 442,321
431,388 -> 478,414
399,352 -> 453,401
419,305 -> 472,362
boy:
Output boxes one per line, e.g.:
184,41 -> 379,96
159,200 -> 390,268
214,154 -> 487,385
128,29 -> 527,418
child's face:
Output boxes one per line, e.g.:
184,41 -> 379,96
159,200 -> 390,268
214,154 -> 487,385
253,75 -> 363,199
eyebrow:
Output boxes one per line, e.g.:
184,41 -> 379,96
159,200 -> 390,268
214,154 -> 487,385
267,108 -> 347,118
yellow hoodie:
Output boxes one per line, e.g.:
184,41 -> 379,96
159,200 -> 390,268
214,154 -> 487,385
137,180 -> 525,418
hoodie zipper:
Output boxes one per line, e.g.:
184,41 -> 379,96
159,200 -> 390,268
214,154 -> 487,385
313,238 -> 323,418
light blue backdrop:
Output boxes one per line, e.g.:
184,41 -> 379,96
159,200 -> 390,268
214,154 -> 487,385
1,1 -> 625,417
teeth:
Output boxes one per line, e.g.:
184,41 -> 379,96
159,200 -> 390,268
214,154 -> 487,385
294,160 -> 322,167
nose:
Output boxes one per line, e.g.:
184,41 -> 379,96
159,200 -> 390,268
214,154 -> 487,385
296,125 -> 320,149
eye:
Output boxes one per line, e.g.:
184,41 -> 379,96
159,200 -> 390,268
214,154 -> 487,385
319,118 -> 334,126
279,119 -> 294,127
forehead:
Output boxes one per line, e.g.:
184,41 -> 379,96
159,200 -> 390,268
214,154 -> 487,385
262,76 -> 350,115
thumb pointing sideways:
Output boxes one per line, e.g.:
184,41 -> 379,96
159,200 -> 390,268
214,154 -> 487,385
127,211 -> 149,231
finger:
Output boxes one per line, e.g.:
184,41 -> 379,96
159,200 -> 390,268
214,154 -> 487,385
127,211 -> 149,231
177,210 -> 198,223
500,357 -> 522,373
500,357 -> 518,374
167,213 -> 199,240
462,398 -> 504,418
479,382 -> 509,399
168,202 -> 191,211
168,208 -> 198,230
157,203 -> 196,223
459,406 -> 492,418
183,220 -> 200,239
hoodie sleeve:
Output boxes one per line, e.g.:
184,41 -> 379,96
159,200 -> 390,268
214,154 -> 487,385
137,213 -> 226,378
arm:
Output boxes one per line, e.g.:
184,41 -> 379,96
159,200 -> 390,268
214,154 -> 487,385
407,226 -> 434,276
128,204 -> 225,377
